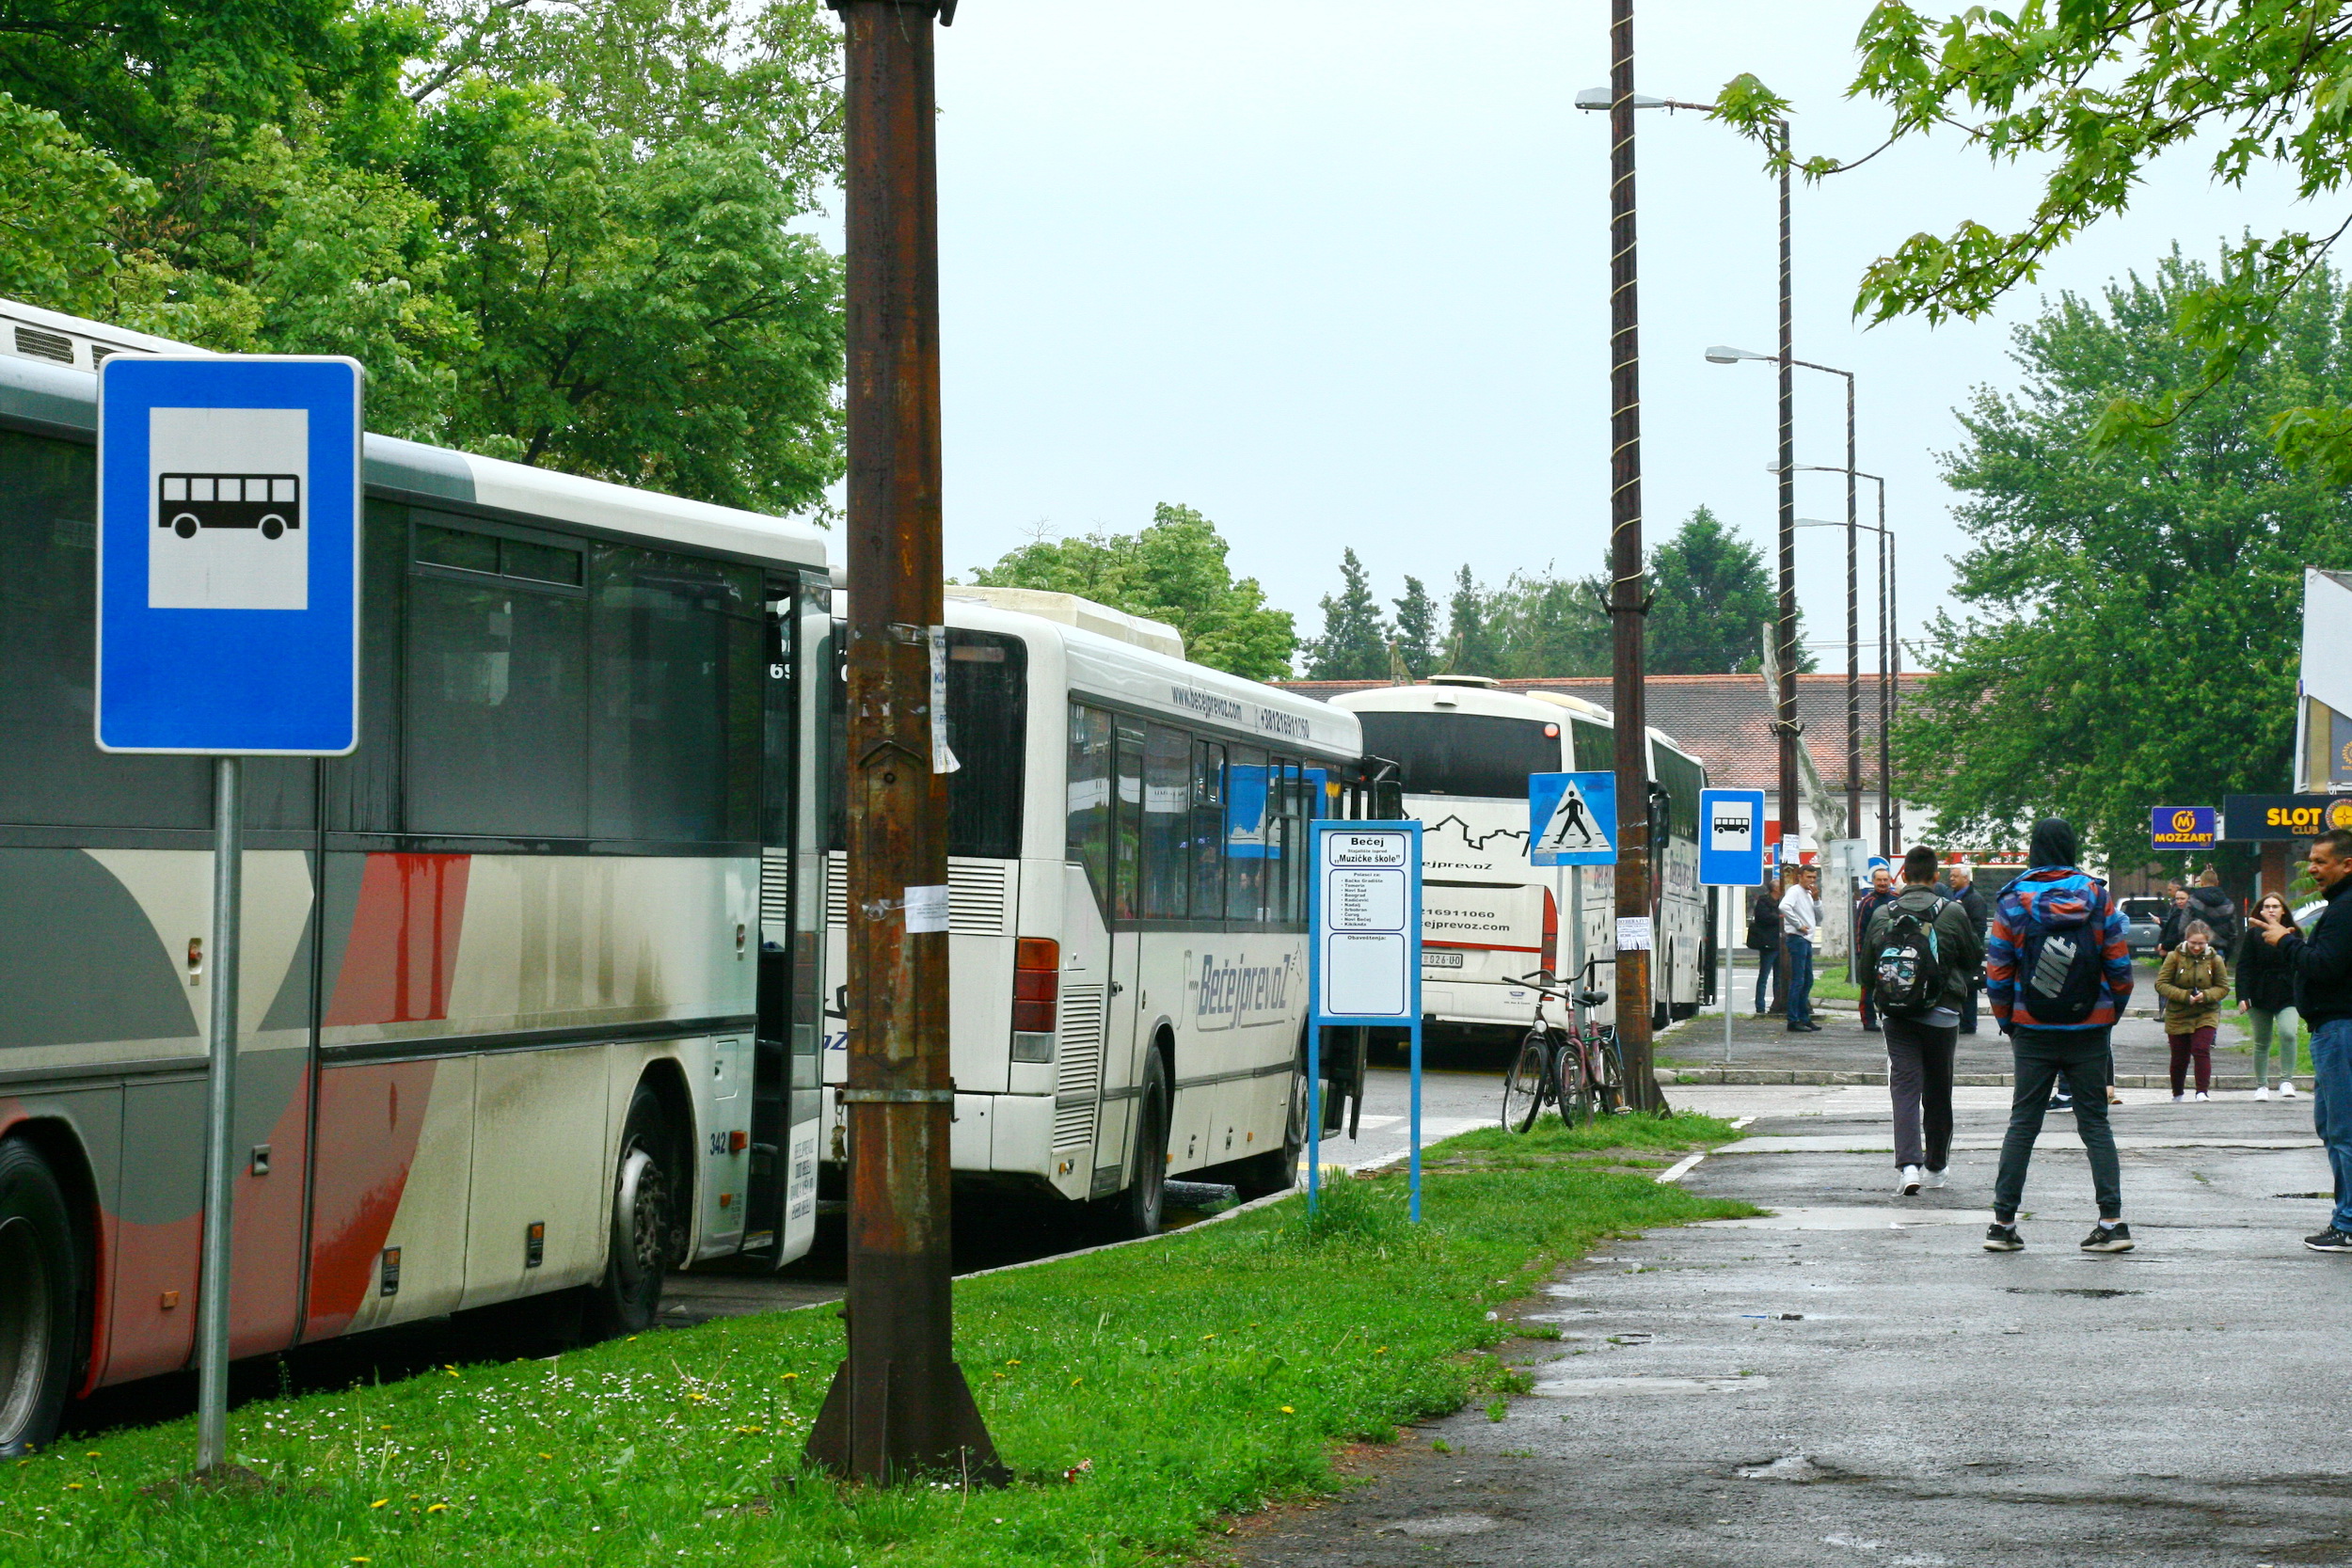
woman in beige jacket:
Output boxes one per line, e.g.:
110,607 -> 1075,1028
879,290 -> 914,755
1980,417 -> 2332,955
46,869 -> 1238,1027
2155,920 -> 2230,1101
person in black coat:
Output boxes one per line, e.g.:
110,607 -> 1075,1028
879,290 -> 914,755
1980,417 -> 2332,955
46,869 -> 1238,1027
1749,874 -> 1785,1015
1942,863 -> 1990,1034
2235,893 -> 2302,1098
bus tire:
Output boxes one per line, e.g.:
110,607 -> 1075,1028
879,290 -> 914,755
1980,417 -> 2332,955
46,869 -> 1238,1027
586,1084 -> 675,1338
1232,1039 -> 1308,1199
0,1137 -> 80,1457
1105,1052 -> 1170,1241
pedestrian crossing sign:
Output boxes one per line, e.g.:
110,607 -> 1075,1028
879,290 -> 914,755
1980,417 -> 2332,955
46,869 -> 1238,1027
1529,770 -> 1616,866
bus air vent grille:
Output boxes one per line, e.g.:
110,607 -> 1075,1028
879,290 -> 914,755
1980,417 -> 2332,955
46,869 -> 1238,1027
760,848 -> 791,941
1052,985 -> 1104,1148
947,859 -> 1009,935
13,325 -> 74,364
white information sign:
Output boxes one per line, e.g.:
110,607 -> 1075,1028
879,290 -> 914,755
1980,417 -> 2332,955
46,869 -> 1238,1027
1311,823 -> 1422,1026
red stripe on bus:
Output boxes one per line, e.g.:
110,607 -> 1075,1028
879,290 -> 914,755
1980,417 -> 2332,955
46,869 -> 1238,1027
324,854 -> 471,1025
1421,940 -> 1542,953
303,1060 -> 439,1339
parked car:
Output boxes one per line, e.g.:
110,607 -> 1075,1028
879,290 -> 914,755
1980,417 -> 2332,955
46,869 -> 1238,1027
2120,896 -> 2165,958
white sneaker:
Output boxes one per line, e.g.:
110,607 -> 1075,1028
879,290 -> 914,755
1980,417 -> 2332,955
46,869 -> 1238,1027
1899,1165 -> 1923,1196
1926,1167 -> 1950,1189
2255,1085 -> 2269,1101
2283,1081 -> 2299,1099
2171,1093 -> 2185,1103
2194,1091 -> 2211,1101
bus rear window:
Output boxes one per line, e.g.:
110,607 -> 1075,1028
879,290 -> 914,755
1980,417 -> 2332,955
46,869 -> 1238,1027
1354,711 -> 1565,799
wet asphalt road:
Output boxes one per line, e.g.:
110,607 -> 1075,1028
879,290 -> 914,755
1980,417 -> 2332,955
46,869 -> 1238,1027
1239,1069 -> 2352,1568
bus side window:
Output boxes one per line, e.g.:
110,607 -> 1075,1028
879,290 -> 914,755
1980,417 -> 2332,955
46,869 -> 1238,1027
1192,738 -> 1227,920
1141,723 -> 1190,920
1226,743 -> 1268,924
1275,759 -> 1309,927
1065,704 -> 1113,915
1113,722 -> 1145,922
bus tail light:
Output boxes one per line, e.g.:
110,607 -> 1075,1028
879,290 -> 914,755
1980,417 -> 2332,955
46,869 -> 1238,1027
1012,937 -> 1059,1056
1541,887 -> 1559,978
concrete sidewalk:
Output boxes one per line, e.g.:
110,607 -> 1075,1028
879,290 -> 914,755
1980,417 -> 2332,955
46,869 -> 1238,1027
1236,1082 -> 2350,1568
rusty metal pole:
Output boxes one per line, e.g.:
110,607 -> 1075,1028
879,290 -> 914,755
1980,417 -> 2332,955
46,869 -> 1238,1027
806,0 -> 1004,1487
1606,0 -> 1661,1110
1875,482 -> 1893,856
1841,374 -> 1860,848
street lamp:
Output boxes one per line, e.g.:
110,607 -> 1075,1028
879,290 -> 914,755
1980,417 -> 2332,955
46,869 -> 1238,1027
1796,500 -> 1899,856
1713,347 -> 1861,850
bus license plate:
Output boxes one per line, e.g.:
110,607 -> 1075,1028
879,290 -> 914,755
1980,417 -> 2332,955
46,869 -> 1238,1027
1422,949 -> 1465,969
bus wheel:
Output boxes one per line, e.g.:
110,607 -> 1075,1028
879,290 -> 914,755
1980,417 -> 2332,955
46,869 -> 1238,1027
1232,1040 -> 1307,1199
1105,1052 -> 1170,1240
587,1085 -> 674,1338
0,1138 -> 79,1457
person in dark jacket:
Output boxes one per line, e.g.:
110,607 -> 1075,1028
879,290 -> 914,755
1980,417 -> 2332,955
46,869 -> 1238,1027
2157,885 -> 2193,959
2251,828 -> 2352,1253
2189,869 -> 2240,950
1982,817 -> 2136,1254
1749,874 -> 1784,1016
1943,862 -> 1990,1034
2235,893 -> 2301,1100
1865,845 -> 1983,1195
1854,864 -> 1898,1032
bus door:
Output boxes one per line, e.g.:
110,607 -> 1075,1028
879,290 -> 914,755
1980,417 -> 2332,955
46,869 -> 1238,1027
744,574 -> 830,1264
1102,719 -> 1149,1174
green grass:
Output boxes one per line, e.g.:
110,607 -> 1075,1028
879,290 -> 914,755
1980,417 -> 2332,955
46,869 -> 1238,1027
2,1123 -> 1750,1568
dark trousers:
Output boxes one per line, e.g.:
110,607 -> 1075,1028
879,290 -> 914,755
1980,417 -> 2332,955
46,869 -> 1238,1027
1994,1026 -> 2123,1221
1753,946 -> 1779,1012
2168,1025 -> 2216,1095
1785,936 -> 1816,1026
1859,981 -> 1878,1030
1958,974 -> 1979,1033
1884,1014 -> 1956,1170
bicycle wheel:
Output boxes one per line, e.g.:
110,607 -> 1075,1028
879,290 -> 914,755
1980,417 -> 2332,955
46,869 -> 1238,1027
1550,1032 -> 1590,1129
1589,1025 -> 1626,1115
1502,1033 -> 1549,1132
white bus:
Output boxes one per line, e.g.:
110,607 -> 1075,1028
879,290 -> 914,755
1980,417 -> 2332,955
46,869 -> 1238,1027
0,297 -> 830,1454
1328,678 -> 1709,1043
818,587 -> 1374,1236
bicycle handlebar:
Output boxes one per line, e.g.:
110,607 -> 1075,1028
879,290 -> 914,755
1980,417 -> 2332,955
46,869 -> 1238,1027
1511,971 -> 1612,1009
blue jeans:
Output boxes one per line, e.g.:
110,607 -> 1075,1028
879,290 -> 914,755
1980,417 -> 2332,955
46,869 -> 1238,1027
1785,935 -> 1815,1026
1753,946 -> 1779,1011
2311,1018 -> 2352,1233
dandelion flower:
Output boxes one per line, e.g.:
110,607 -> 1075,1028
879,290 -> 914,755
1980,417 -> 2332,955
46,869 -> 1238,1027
1279,1406 -> 1294,1415
370,1499 -> 389,1510
65,1483 -> 82,1491
427,1503 -> 449,1513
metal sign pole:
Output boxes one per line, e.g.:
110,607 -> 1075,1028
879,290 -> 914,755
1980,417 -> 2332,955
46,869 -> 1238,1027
1407,1015 -> 1422,1222
1722,886 -> 1735,1065
195,755 -> 242,1472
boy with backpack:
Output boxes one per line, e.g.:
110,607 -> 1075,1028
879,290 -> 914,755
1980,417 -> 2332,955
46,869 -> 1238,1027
1865,845 -> 1984,1195
1982,818 -> 2137,1253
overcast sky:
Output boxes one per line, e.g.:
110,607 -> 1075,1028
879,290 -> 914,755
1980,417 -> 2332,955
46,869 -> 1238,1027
822,1 -> 2313,672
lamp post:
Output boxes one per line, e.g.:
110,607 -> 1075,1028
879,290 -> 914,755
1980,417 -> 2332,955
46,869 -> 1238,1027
1796,501 -> 1897,855
1709,346 -> 1857,850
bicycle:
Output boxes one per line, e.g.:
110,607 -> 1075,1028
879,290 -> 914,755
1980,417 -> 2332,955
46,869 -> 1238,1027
1499,959 -> 1626,1132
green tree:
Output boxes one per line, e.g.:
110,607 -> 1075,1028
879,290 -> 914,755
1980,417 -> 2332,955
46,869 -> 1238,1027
1443,564 -> 1502,675
1391,575 -> 1439,679
968,503 -> 1296,680
1645,505 -> 1786,673
0,93 -> 151,314
1485,569 -> 1610,678
1890,254 -> 2352,871
1716,2 -> 2352,480
1304,548 -> 1391,680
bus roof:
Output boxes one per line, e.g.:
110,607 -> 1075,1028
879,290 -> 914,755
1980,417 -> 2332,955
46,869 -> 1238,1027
0,295 -> 828,573
1330,681 -> 1703,768
945,597 -> 1362,760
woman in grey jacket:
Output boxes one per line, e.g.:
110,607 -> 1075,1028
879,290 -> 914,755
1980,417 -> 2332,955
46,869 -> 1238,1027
1863,845 -> 1986,1196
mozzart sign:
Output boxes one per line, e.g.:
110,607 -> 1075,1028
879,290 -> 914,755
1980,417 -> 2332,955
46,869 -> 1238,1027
2221,794 -> 2352,840
2150,805 -> 2217,850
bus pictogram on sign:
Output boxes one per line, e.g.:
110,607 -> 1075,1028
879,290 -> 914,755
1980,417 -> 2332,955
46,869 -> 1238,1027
159,473 -> 302,539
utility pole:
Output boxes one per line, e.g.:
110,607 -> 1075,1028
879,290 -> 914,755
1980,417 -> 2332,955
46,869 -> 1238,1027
806,0 -> 1004,1487
1773,121 -> 1801,868
1606,0 -> 1661,1111
1841,378 -> 1859,848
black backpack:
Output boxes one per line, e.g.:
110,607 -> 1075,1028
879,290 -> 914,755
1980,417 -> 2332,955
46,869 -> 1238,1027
2017,885 -> 2109,1025
1871,905 -> 1946,1019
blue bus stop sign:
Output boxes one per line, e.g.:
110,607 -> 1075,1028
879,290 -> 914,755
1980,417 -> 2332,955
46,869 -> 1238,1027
1697,788 -> 1767,886
97,356 -> 362,754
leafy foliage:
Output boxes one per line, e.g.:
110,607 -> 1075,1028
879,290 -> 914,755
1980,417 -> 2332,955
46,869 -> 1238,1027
0,0 -> 846,515
967,503 -> 1297,679
1645,506 -> 1783,673
1891,253 -> 2352,871
1714,1 -> 2352,481
1391,575 -> 1440,679
1303,547 -> 1392,680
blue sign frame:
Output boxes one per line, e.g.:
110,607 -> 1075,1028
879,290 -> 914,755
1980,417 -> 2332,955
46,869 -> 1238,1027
1530,770 -> 1617,866
97,356 -> 363,754
1307,819 -> 1424,1222
2151,804 -> 2218,851
1697,787 -> 1768,886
